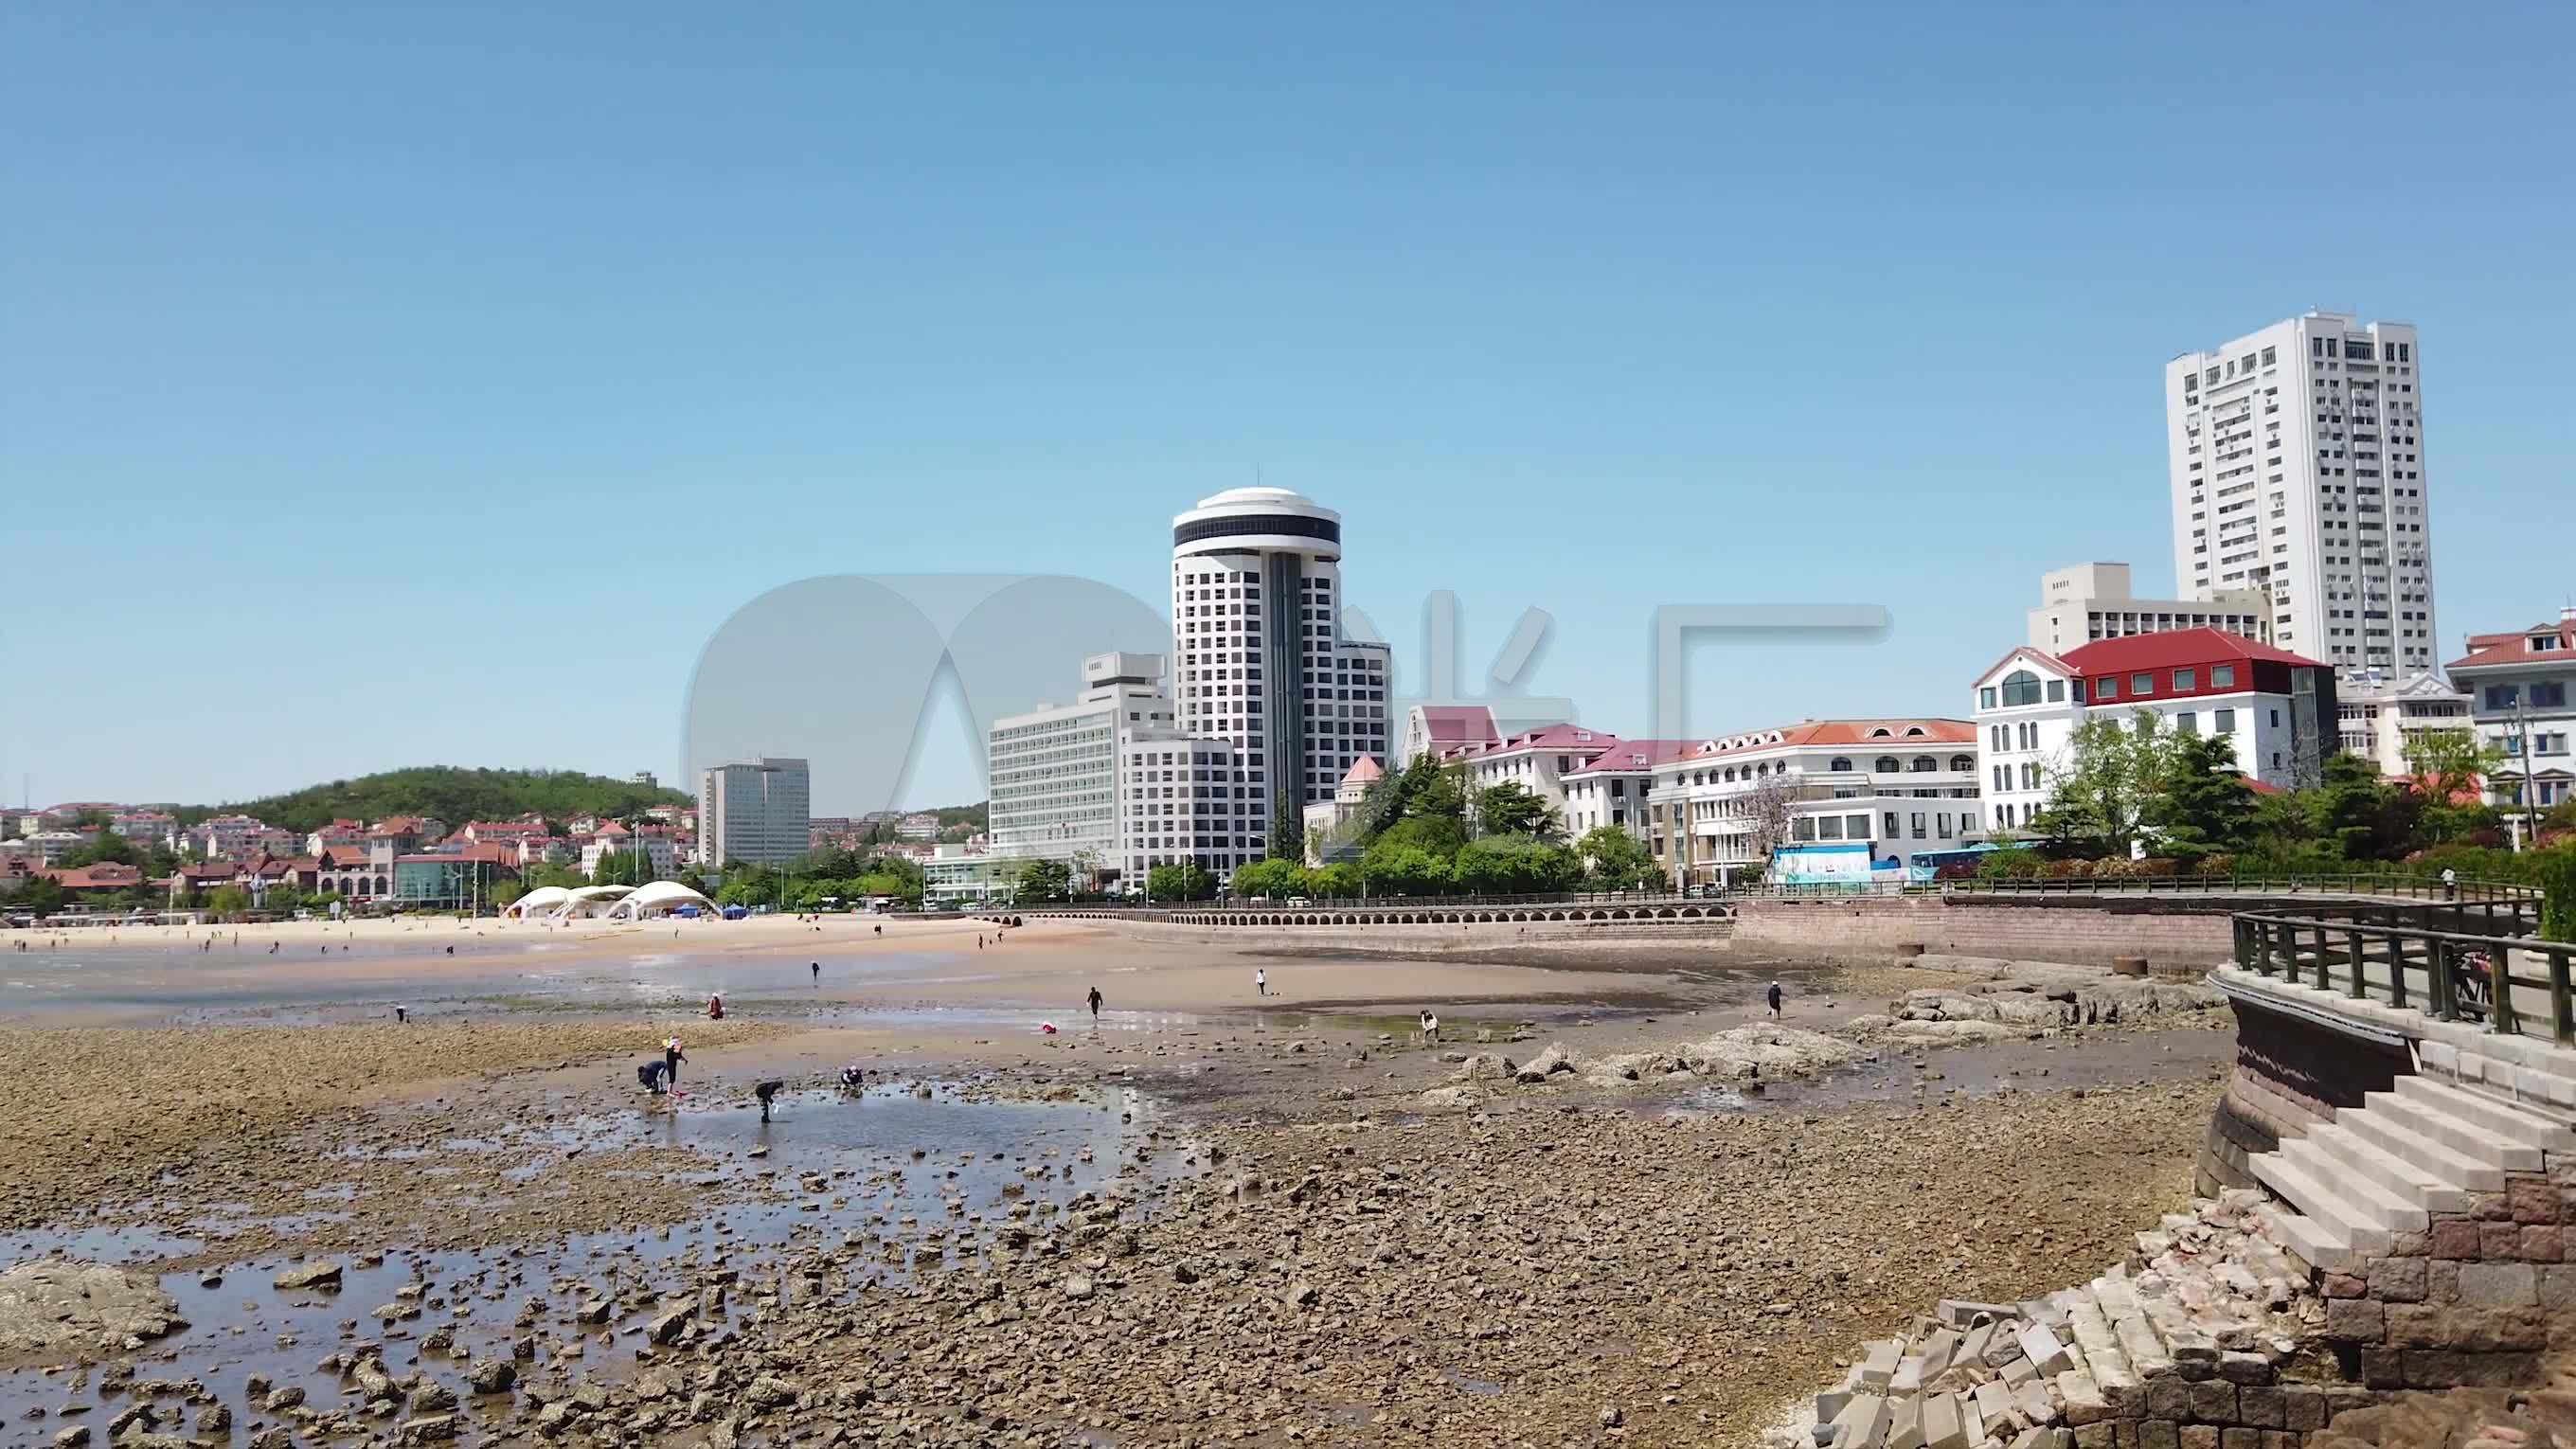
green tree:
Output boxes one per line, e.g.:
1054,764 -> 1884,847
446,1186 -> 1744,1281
2146,733 -> 2258,863
491,879 -> 528,909
2036,710 -> 2182,858
69,809 -> 113,832
1012,857 -> 1071,903
2538,848 -> 2576,944
2311,753 -> 2415,862
206,885 -> 252,919
1574,826 -> 1664,890
1267,796 -> 1306,865
1453,835 -> 1581,894
1362,841 -> 1451,896
13,876 -> 67,917
1229,857 -> 1307,899
2403,729 -> 2505,806
1312,861 -> 1362,899
1145,862 -> 1217,903
591,849 -> 650,886
1476,781 -> 1560,841
62,829 -> 139,868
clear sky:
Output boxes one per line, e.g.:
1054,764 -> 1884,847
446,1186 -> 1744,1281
7,4 -> 2571,815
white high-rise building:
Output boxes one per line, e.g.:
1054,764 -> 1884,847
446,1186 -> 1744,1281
1167,488 -> 1392,862
696,757 -> 811,868
2165,312 -> 2436,675
986,652 -> 1178,880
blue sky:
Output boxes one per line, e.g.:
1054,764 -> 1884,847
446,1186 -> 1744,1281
7,4 -> 2571,814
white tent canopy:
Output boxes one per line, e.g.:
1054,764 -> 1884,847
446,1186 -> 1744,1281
503,886 -> 573,920
604,881 -> 715,921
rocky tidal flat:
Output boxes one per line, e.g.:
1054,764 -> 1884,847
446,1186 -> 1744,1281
0,955 -> 2235,1447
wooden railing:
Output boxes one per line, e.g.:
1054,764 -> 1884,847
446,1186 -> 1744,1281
2232,908 -> 2576,1045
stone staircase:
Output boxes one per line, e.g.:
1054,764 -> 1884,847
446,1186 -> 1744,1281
2248,1075 -> 2575,1271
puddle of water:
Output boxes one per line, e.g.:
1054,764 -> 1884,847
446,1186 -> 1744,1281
0,1078 -> 1210,1432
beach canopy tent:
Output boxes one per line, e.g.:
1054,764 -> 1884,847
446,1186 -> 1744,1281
722,903 -> 750,921
603,881 -> 717,921
503,886 -> 574,920
560,885 -> 635,918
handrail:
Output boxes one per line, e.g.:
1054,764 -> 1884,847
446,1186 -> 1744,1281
2230,905 -> 2576,1044
1945,872 -> 2540,903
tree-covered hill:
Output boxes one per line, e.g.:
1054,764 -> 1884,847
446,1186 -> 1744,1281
177,767 -> 691,834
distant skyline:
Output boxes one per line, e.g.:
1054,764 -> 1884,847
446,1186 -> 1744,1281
8,5 -> 2571,814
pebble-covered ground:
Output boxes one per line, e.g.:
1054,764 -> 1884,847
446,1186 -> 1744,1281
0,961 -> 2238,1448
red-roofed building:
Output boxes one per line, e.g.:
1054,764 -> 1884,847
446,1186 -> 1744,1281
2447,607 -> 2576,828
1563,741 -> 1700,840
1440,723 -> 1621,826
1972,627 -> 2336,836
1401,705 -> 1500,768
45,863 -> 145,897
1297,755 -> 1387,864
1646,721 -> 1983,887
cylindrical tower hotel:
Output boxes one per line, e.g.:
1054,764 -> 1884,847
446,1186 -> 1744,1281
1169,488 -> 1389,861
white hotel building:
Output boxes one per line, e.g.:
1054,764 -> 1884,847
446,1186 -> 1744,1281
986,488 -> 1391,889
2165,312 -> 2436,675
696,757 -> 812,868
986,652 -> 1178,879
1642,721 -> 1984,888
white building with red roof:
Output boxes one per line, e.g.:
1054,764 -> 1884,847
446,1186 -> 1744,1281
2446,607 -> 2576,824
1400,705 -> 1499,768
1440,723 -> 1622,825
1298,754 -> 1385,863
1646,721 -> 1983,887
1973,627 -> 2336,836
1562,740 -> 1698,841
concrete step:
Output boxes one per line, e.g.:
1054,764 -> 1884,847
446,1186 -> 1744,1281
2269,1136 -> 2428,1231
2250,1149 -> 2395,1253
2363,1091 -> 2548,1172
2266,1206 -> 2358,1272
2337,1105 -> 2511,1191
2395,1074 -> 2576,1151
2299,1122 -> 2475,1212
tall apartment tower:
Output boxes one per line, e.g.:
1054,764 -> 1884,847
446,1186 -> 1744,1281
695,756 -> 812,868
2164,312 -> 2436,675
1168,488 -> 1391,854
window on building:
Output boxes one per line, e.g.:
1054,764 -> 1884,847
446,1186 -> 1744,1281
1882,812 -> 1900,837
1979,687 -> 1998,709
1999,670 -> 2043,707
2046,680 -> 2065,703
2486,685 -> 2520,710
2176,712 -> 2197,735
1831,757 -> 1852,772
2534,682 -> 2570,708
2130,673 -> 2153,696
2211,665 -> 2235,689
2214,708 -> 2236,733
2174,669 -> 2195,691
1874,756 -> 1899,773
2095,678 -> 2117,700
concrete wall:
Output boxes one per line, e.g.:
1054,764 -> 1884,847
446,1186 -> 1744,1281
1088,917 -> 1733,953
2197,991 -> 2406,1196
1732,896 -> 2238,969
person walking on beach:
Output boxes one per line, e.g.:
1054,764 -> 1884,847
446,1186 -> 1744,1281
1087,986 -> 1103,1023
1255,967 -> 1268,997
395,1005 -> 408,1024
811,960 -> 820,985
1766,979 -> 1783,1018
1420,1010 -> 1440,1045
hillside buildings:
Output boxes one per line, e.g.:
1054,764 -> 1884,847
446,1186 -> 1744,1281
1973,628 -> 2337,836
696,757 -> 812,868
2165,312 -> 2436,675
2447,608 -> 2576,829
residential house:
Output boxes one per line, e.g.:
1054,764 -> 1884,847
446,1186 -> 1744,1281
1647,721 -> 1982,888
2446,607 -> 2576,834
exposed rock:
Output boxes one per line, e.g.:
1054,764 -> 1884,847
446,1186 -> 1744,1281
271,1260 -> 344,1292
0,1260 -> 185,1357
